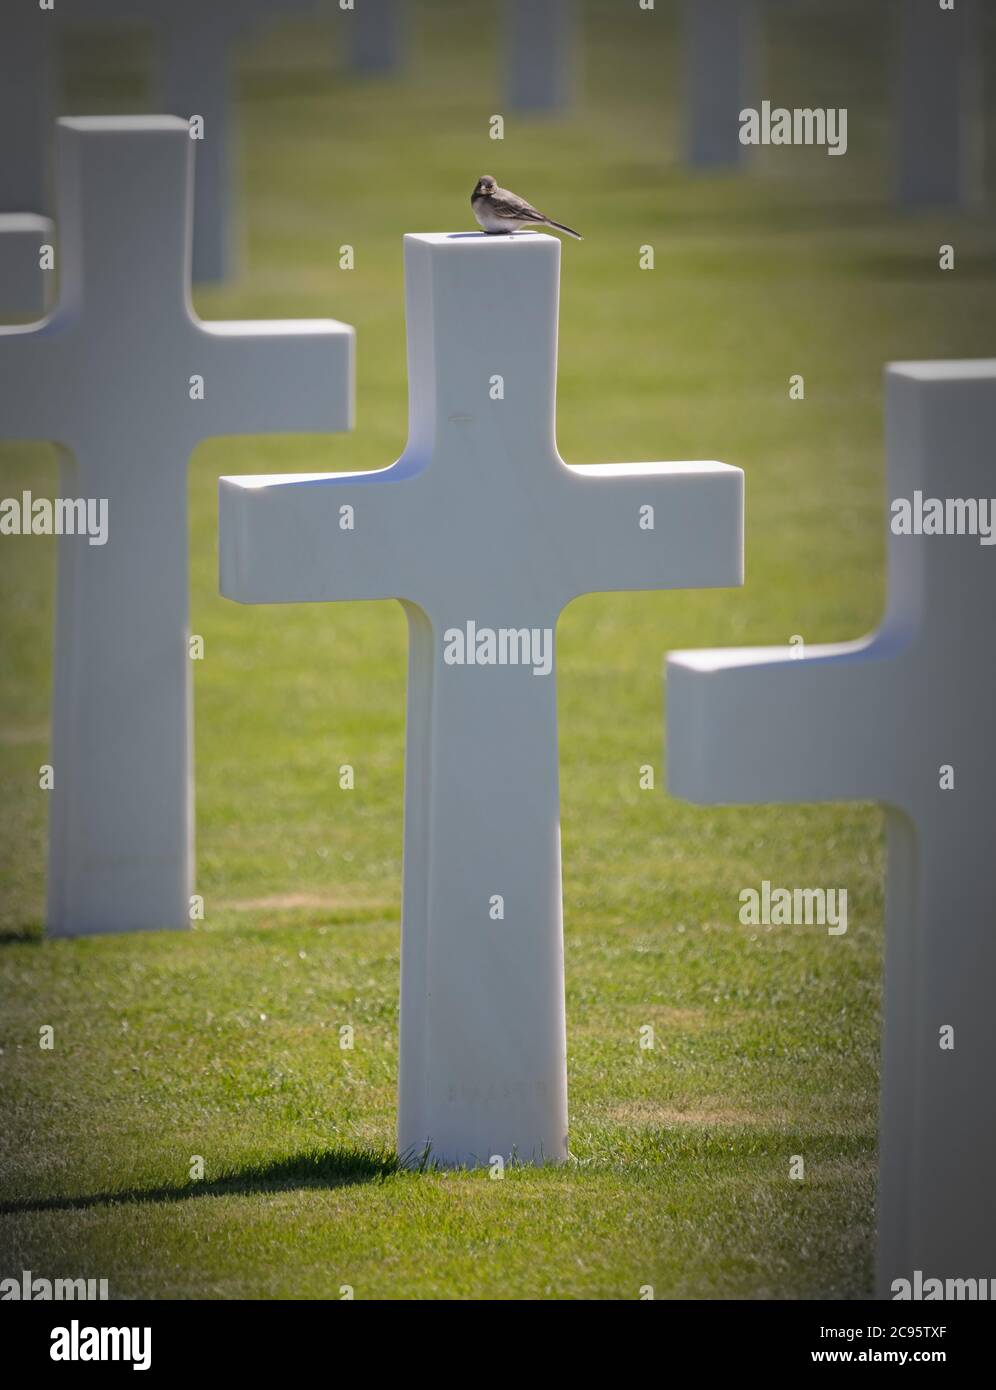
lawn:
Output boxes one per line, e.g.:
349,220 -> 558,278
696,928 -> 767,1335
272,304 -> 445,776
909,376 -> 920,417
1,0 -> 994,1299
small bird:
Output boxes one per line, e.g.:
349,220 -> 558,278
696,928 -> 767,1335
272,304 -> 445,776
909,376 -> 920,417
471,176 -> 582,240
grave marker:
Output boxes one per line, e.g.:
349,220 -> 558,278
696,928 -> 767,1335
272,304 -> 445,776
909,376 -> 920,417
349,0 -> 406,75
504,0 -> 576,114
896,0 -> 982,207
219,230 -> 743,1166
155,5 -> 246,284
0,116 -> 354,936
666,359 -> 996,1289
0,4 -> 56,316
682,0 -> 759,169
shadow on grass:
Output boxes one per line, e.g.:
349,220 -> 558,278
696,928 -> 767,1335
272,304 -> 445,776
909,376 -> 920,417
0,926 -> 43,946
0,1145 -> 407,1217
851,252 -> 996,282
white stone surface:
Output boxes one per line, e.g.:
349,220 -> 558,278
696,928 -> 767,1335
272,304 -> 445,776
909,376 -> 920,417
667,359 -> 996,1290
0,4 -> 56,316
220,230 -> 743,1167
0,3 -> 54,215
682,0 -> 758,169
349,0 -> 406,75
155,6 -> 247,284
504,0 -> 575,114
896,0 -> 982,207
0,214 -> 54,321
0,116 -> 354,937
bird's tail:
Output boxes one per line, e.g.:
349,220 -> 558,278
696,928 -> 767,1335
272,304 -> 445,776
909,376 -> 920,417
544,219 -> 583,240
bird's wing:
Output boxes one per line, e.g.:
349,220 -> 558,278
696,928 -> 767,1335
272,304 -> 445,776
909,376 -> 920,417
489,190 -> 548,224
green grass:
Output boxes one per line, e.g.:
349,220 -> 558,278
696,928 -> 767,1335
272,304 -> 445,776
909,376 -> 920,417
1,0 -> 994,1298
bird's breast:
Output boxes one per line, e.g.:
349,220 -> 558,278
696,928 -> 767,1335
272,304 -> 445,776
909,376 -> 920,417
473,201 -> 516,233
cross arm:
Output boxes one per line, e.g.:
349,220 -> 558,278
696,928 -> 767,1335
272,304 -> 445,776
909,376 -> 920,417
556,460 -> 743,599
189,318 -> 354,439
666,633 -> 913,810
0,320 -> 68,442
219,461 -> 422,606
0,214 -> 53,319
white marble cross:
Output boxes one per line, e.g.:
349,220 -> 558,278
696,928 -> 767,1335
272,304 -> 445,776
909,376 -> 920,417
682,0 -> 759,170
504,0 -> 576,114
667,360 -> 996,1291
0,116 -> 353,936
896,0 -> 982,208
220,230 -> 743,1167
